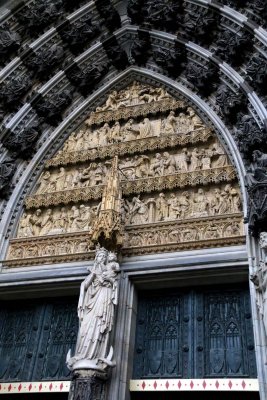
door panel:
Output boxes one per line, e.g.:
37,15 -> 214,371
134,290 -> 192,379
0,303 -> 45,382
0,297 -> 78,382
134,286 -> 257,379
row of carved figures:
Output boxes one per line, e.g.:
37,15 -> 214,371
18,185 -> 241,237
36,143 -> 228,194
125,221 -> 243,247
121,185 -> 241,225
95,82 -> 172,111
61,108 -> 204,151
10,219 -> 243,261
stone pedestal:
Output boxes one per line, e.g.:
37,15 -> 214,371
68,369 -> 108,400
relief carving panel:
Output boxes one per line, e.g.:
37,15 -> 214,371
5,82 -> 244,267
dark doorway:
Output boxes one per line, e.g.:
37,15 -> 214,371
131,391 -> 260,400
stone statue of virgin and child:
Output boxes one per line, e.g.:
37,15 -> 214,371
66,246 -> 120,372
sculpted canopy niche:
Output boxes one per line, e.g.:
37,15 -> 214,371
4,82 -> 244,267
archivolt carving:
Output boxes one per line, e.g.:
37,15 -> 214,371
5,82 -> 244,266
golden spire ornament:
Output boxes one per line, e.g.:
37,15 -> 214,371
91,156 -> 124,249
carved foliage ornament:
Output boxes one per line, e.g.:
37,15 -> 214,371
4,123 -> 41,158
33,89 -> 73,126
0,72 -> 31,111
0,28 -> 20,62
0,156 -> 16,199
24,44 -> 65,81
59,16 -> 100,55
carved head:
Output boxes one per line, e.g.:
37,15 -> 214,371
108,252 -> 117,263
95,246 -> 108,262
252,150 -> 262,162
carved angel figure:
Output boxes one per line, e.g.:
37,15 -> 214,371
67,246 -> 120,371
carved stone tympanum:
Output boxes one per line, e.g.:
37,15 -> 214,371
5,81 -> 244,267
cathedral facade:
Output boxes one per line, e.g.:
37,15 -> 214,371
0,1 -> 267,399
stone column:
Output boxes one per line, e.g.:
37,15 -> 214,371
249,232 -> 267,399
68,370 -> 107,400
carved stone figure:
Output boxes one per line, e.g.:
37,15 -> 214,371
168,193 -> 181,219
17,213 -> 32,237
163,152 -> 176,174
67,246 -> 120,371
234,115 -> 266,156
218,184 -> 235,214
55,167 -> 67,191
187,107 -> 203,131
210,188 -> 223,215
190,148 -> 201,171
70,206 -> 80,232
28,209 -> 42,236
201,149 -> 212,170
122,118 -> 139,141
163,111 -> 177,134
156,192 -> 169,221
251,261 -> 267,339
216,85 -> 245,123
177,148 -> 190,171
120,157 -> 135,179
192,188 -> 209,217
108,121 -> 121,143
179,191 -> 191,219
40,208 -> 54,235
176,113 -> 190,134
72,205 -> 92,232
129,196 -> 149,224
134,155 -> 150,178
150,153 -> 164,176
139,118 -> 153,138
211,142 -> 228,167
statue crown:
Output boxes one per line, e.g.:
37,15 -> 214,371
95,244 -> 108,257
